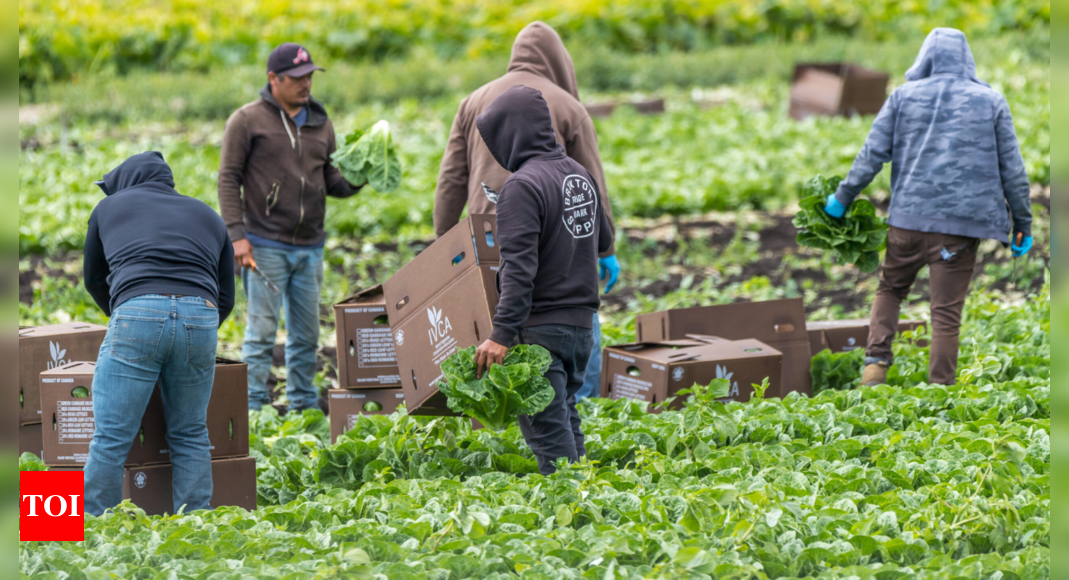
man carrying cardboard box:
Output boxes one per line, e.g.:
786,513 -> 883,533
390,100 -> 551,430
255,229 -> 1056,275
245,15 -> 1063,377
82,151 -> 235,516
434,22 -> 622,402
471,85 -> 614,475
824,29 -> 1034,386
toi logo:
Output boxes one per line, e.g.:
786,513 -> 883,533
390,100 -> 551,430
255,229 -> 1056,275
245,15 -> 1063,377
395,329 -> 405,346
672,367 -> 684,382
134,472 -> 148,489
20,471 -> 85,542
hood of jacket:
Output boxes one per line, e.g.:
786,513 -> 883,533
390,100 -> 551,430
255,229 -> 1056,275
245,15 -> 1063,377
259,84 -> 329,127
506,22 -> 579,100
476,85 -> 563,173
95,151 -> 175,196
905,28 -> 989,87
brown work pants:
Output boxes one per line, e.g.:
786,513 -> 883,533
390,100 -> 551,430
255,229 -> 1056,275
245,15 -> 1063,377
866,226 -> 979,385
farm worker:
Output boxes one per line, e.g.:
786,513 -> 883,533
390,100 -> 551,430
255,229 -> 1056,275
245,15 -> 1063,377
434,21 -> 620,401
472,85 -> 614,475
218,43 -> 362,412
825,28 -> 1034,386
82,151 -> 235,516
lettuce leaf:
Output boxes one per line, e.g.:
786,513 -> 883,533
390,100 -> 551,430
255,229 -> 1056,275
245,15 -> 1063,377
437,344 -> 555,431
792,175 -> 888,273
331,120 -> 402,193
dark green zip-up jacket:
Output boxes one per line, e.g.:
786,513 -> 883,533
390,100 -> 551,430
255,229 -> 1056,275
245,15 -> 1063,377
218,85 -> 359,246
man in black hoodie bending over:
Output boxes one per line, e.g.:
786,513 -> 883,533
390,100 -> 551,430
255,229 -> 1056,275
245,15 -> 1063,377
473,86 -> 613,475
82,151 -> 235,516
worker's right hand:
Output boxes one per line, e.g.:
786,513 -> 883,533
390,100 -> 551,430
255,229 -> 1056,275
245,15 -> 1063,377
824,193 -> 848,219
233,238 -> 255,269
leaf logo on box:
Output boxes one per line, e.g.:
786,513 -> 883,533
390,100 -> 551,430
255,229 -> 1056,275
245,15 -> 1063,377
716,365 -> 740,398
427,306 -> 453,344
48,341 -> 70,370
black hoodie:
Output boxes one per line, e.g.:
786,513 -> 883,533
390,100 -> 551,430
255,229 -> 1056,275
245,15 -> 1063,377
477,86 -> 614,345
84,152 -> 235,323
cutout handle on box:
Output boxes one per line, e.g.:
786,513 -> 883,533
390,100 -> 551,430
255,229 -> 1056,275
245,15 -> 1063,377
774,324 -> 795,334
349,340 -> 355,357
626,366 -> 641,377
395,296 -> 410,310
71,386 -> 90,398
372,315 -> 389,325
451,251 -> 466,267
484,221 -> 495,247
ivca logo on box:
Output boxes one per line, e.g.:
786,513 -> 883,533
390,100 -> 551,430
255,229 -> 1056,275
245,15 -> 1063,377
20,471 -> 85,542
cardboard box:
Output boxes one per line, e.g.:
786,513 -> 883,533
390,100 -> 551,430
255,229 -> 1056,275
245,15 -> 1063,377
601,337 -> 782,409
18,323 -> 107,425
789,63 -> 889,120
334,285 -> 402,388
807,319 -> 928,356
383,214 -> 499,415
19,423 -> 43,458
40,359 -> 249,467
635,298 -> 812,397
122,457 -> 257,516
328,388 -> 407,443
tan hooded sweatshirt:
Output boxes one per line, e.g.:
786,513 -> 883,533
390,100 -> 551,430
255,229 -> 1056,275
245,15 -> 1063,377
433,21 -> 616,256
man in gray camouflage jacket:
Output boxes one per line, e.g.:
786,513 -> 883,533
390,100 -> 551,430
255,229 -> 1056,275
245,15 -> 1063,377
825,28 -> 1035,386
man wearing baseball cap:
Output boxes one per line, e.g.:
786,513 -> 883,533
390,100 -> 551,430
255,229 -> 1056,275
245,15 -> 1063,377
218,43 -> 361,412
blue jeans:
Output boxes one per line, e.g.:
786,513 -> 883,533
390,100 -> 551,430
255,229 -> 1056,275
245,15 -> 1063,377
83,295 -> 218,516
516,324 -> 594,475
242,246 -> 324,412
575,313 -> 602,400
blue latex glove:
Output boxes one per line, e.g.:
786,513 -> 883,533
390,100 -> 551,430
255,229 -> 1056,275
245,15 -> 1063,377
599,255 -> 621,294
1011,235 -> 1033,258
824,193 -> 848,218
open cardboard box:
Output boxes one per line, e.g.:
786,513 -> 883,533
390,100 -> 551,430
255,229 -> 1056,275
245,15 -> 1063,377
334,285 -> 402,388
789,62 -> 890,120
807,319 -> 927,356
19,323 -> 107,425
383,214 -> 499,415
328,388 -> 407,443
40,359 -> 250,467
635,298 -> 811,397
601,336 -> 782,410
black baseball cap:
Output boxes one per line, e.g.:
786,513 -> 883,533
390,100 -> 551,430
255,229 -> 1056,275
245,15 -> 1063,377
267,43 -> 325,77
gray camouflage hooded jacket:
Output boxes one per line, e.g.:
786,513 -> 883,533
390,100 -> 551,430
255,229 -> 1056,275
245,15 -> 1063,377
834,28 -> 1033,242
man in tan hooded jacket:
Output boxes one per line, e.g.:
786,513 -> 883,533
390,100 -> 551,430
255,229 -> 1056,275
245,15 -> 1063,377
434,21 -> 620,401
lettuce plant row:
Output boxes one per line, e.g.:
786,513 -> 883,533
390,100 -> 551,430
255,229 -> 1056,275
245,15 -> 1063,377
19,284 -> 1049,579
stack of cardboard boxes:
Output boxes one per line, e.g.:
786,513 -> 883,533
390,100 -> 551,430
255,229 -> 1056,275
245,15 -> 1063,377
18,323 -> 108,458
329,285 -> 407,442
36,358 -> 256,515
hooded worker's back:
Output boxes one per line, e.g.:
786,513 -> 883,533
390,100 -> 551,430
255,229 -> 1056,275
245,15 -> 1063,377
84,152 -> 235,322
476,86 -> 614,346
834,28 -> 1032,242
434,22 -> 616,254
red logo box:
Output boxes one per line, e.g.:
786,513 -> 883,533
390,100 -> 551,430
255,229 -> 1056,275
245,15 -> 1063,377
20,471 -> 85,542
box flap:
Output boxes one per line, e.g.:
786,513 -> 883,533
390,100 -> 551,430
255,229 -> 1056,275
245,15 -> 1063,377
18,322 -> 107,338
336,284 -> 385,306
384,216 -> 498,327
40,361 -> 97,375
806,319 -> 868,331
651,298 -> 808,344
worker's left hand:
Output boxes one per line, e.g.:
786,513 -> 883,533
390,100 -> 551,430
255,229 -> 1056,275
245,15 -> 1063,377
824,193 -> 848,219
1011,234 -> 1034,258
599,255 -> 621,294
475,339 -> 509,379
